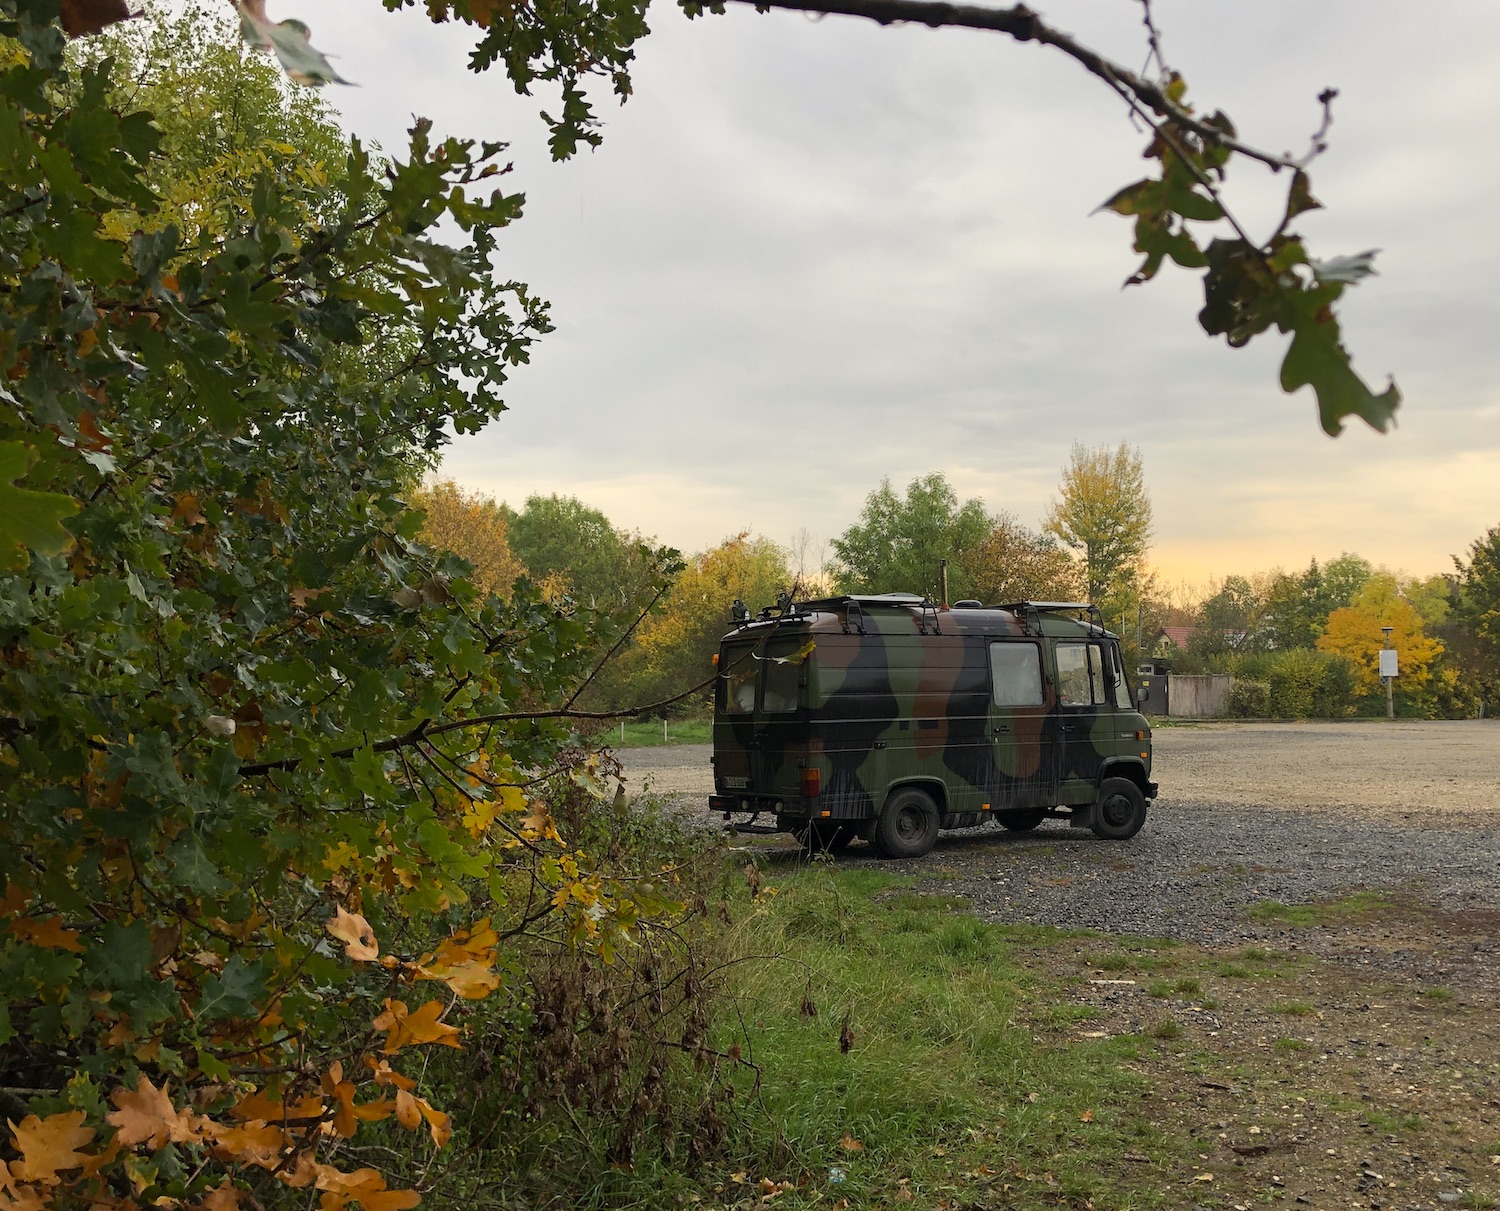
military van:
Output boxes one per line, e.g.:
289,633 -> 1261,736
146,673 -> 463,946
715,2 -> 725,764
708,593 -> 1156,859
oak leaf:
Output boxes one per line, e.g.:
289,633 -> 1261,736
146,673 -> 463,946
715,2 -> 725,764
107,1076 -> 203,1149
0,883 -> 30,916
192,1179 -> 244,1210
313,1165 -> 420,1211
204,1120 -> 288,1167
9,916 -> 83,952
7,1110 -> 95,1183
372,999 -> 462,1053
326,907 -> 379,962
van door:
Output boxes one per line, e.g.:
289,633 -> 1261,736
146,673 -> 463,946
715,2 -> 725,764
1052,640 -> 1109,803
986,640 -> 1055,808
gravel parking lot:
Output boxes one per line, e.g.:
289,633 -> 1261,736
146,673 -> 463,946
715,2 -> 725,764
622,721 -> 1500,990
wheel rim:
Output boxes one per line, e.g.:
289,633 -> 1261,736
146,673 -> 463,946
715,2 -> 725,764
897,806 -> 924,841
1101,792 -> 1135,829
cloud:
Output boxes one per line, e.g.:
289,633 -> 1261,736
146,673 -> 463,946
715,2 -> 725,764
316,0 -> 1500,581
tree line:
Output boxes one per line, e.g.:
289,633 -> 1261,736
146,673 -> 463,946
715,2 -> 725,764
420,457 -> 1500,722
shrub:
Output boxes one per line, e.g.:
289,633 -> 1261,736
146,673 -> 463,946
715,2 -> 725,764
1228,678 -> 1270,717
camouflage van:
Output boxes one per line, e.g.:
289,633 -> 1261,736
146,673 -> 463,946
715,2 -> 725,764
708,593 -> 1156,859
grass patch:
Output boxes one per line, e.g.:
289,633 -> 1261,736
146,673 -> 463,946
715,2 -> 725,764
1248,889 -> 1396,927
1268,999 -> 1315,1016
607,716 -> 713,747
1420,985 -> 1455,1001
1273,1037 -> 1310,1053
723,867 -> 1189,1207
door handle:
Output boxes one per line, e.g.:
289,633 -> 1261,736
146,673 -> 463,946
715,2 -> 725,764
873,740 -> 887,749
992,725 -> 1010,735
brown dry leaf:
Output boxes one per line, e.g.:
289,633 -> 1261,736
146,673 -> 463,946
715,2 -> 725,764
1079,1109 -> 1095,1123
9,915 -> 84,952
758,1177 -> 778,1194
204,1120 -> 286,1167
838,1014 -> 854,1054
107,1076 -> 204,1149
325,907 -> 378,962
7,1110 -> 95,1183
0,883 -> 31,915
1194,1172 -> 1214,1182
895,1187 -> 914,1202
393,1089 -> 422,1131
172,493 -> 206,527
372,998 -> 462,1053
519,805 -> 561,843
59,0 -> 131,36
839,1134 -> 864,1152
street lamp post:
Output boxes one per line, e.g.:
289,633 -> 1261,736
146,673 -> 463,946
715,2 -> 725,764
1380,625 -> 1396,721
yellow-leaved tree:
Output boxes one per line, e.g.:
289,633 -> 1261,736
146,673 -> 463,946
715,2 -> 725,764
1317,575 -> 1451,714
411,480 -> 527,597
612,534 -> 790,708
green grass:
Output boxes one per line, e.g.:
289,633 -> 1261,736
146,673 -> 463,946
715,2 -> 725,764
606,716 -> 713,747
1248,889 -> 1396,927
720,867 -> 1190,1207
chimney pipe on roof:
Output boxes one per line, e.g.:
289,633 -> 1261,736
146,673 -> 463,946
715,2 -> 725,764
939,559 -> 949,609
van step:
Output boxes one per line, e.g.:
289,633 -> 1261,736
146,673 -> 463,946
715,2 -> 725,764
725,822 -> 783,836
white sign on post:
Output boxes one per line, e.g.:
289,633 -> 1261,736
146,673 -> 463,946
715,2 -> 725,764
1378,649 -> 1399,678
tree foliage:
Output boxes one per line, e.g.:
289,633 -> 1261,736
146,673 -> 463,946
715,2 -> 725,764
0,7 -> 719,1207
1044,442 -> 1152,617
830,473 -> 990,601
504,492 -> 656,609
1452,524 -> 1500,703
963,513 -> 1081,606
410,480 -> 525,597
1317,587 -> 1447,713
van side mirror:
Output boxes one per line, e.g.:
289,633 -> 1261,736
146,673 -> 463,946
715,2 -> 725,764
1136,685 -> 1150,704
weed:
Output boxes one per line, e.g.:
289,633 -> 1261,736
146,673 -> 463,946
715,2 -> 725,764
1215,963 -> 1251,979
1420,986 -> 1455,1002
1273,1037 -> 1310,1053
1269,1000 -> 1315,1016
1175,978 -> 1202,996
1248,890 -> 1396,927
1150,1018 -> 1182,1040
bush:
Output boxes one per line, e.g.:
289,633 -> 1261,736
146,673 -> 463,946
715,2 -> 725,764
1228,678 -> 1270,717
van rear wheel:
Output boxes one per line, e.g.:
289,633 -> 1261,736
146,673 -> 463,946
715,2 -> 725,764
1091,777 -> 1147,840
875,788 -> 940,859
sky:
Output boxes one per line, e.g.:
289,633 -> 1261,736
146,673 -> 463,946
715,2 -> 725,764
311,0 -> 1500,590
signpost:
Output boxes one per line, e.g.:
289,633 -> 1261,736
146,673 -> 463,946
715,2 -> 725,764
1379,626 -> 1397,720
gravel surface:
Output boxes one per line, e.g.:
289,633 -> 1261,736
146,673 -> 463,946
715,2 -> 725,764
620,721 -> 1500,990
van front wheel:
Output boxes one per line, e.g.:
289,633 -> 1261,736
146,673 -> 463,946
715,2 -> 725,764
1091,777 -> 1147,841
875,788 -> 940,859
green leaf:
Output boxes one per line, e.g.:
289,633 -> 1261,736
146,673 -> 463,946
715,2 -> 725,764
1098,178 -> 1161,217
1280,309 -> 1401,435
1284,170 -> 1322,221
0,441 -> 77,570
194,955 -> 264,1022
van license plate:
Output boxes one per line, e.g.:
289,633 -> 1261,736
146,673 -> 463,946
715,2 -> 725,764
722,777 -> 749,790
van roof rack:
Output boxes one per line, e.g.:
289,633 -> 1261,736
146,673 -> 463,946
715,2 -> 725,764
793,592 -> 940,637
998,601 -> 1104,635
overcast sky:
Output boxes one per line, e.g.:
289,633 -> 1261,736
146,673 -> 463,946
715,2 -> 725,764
314,0 -> 1500,591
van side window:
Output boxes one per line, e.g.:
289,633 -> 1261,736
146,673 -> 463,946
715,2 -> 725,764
989,642 -> 1043,707
1055,642 -> 1104,706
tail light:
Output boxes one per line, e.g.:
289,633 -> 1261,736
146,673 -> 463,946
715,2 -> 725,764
801,767 -> 820,798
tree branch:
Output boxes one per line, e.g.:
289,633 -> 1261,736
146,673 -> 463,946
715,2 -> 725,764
726,0 -> 1314,173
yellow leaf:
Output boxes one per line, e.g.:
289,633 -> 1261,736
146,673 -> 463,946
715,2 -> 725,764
839,1134 -> 863,1152
326,907 -> 379,962
372,998 -> 462,1054
1194,1172 -> 1214,1182
6,1110 -> 95,1183
1079,1109 -> 1095,1122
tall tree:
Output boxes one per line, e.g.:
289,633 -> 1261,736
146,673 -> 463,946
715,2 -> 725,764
506,493 -> 654,608
412,479 -> 525,597
962,513 -> 1082,605
1317,582 -> 1448,715
1043,442 -> 1153,613
1453,524 -> 1500,706
830,473 -> 992,601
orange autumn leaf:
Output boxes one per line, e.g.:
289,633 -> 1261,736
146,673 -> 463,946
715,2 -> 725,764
393,1089 -> 421,1132
839,1134 -> 864,1152
0,883 -> 30,916
7,1109 -> 95,1183
107,1075 -> 203,1149
9,915 -> 83,952
172,493 -> 207,527
364,1058 -> 415,1092
372,999 -> 462,1054
1079,1108 -> 1095,1123
518,805 -> 560,843
314,1165 -> 420,1211
0,1182 -> 49,1210
191,1179 -> 244,1210
204,1120 -> 288,1168
326,907 -> 379,962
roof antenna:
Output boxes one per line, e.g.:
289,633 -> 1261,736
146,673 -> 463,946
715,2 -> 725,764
939,559 -> 950,609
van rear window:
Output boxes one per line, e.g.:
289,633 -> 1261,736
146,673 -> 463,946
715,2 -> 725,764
721,645 -> 756,715
762,640 -> 803,713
